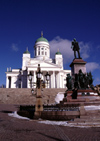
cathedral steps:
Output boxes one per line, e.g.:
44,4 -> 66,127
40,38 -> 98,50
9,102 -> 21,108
68,114 -> 100,126
0,88 -> 66,105
68,107 -> 100,126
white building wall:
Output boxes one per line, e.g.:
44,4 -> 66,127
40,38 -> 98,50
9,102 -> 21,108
6,76 -> 9,88
55,54 -> 63,70
11,76 -> 16,88
22,54 -> 30,70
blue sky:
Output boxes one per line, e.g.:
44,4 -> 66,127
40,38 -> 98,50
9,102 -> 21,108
0,0 -> 100,86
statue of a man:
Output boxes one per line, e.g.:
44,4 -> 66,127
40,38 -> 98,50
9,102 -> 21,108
66,73 -> 72,90
78,69 -> 84,88
71,38 -> 81,59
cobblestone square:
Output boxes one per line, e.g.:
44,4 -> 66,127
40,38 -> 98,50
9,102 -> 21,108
0,104 -> 100,141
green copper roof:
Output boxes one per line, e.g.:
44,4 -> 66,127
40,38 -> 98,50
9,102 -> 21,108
35,36 -> 48,43
24,48 -> 30,54
55,51 -> 62,55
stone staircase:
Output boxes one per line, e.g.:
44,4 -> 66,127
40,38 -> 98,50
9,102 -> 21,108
68,107 -> 100,127
0,88 -> 66,105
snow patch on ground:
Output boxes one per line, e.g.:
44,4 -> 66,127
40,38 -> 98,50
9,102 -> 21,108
38,120 -> 68,126
8,105 -> 100,128
84,105 -> 100,111
8,111 -> 30,120
38,120 -> 92,128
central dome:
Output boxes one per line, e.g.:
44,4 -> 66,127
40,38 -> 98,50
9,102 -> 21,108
35,36 -> 48,43
35,32 -> 48,43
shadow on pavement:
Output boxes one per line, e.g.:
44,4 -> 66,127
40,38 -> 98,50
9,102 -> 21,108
1,110 -> 13,113
37,132 -> 64,141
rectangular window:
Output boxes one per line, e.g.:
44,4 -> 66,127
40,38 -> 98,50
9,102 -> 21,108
8,76 -> 11,88
45,52 -> 47,55
38,51 -> 40,55
42,51 -> 44,55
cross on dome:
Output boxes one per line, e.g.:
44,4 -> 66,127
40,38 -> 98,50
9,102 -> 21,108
41,31 -> 43,37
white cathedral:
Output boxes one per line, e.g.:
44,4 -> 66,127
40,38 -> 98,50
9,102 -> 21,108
6,33 -> 71,88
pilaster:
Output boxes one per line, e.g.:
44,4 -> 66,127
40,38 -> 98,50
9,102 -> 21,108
53,71 -> 55,88
27,71 -> 30,88
34,71 -> 36,88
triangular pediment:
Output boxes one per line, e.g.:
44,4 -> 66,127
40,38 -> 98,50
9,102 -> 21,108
28,60 -> 61,68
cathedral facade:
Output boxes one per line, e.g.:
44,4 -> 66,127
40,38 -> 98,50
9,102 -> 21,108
6,34 -> 71,88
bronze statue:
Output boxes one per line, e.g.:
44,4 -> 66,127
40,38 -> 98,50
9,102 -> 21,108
71,38 -> 81,59
74,73 -> 79,89
78,69 -> 85,89
72,88 -> 78,99
66,73 -> 72,90
88,72 -> 93,86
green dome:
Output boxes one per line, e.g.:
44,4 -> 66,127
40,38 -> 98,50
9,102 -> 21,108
35,36 -> 48,43
24,48 -> 30,54
55,51 -> 62,55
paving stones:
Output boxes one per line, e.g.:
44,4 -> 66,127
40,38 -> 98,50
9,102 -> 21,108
0,104 -> 100,140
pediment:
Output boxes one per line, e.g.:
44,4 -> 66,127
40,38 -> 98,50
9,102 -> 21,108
28,60 -> 61,68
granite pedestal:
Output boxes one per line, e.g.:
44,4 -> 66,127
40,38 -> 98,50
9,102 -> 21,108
70,58 -> 87,76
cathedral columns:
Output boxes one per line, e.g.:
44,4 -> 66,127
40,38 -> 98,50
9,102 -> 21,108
11,77 -> 13,88
34,71 -> 36,88
36,47 -> 38,56
56,73 -> 59,88
57,72 -> 60,88
34,71 -> 36,82
26,70 -> 64,88
53,71 -> 55,88
6,76 -> 10,88
6,76 -> 9,88
27,71 -> 30,88
60,74 -> 64,88
56,71 -> 62,88
50,73 -> 53,88
51,71 -> 56,88
50,71 -> 64,88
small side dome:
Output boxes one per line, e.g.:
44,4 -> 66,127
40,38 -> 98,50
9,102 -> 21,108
55,49 -> 62,55
24,48 -> 30,54
55,52 -> 62,55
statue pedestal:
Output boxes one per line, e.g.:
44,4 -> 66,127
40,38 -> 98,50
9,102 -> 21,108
70,58 -> 87,76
